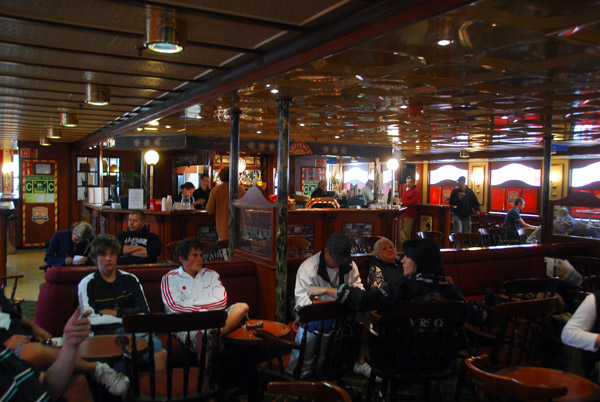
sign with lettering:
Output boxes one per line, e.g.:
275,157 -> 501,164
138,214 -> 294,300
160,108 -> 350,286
289,142 -> 312,155
24,175 -> 55,203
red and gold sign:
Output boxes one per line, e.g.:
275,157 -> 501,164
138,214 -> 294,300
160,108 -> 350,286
289,142 -> 312,155
31,206 -> 49,225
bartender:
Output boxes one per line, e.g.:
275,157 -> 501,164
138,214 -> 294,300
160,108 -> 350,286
311,179 -> 328,198
192,173 -> 211,210
174,182 -> 195,203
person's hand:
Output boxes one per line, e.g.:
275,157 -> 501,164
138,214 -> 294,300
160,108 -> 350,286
72,256 -> 88,265
308,286 -> 331,299
31,323 -> 52,342
3,334 -> 32,350
62,307 -> 91,348
99,309 -> 118,316
64,257 -> 73,265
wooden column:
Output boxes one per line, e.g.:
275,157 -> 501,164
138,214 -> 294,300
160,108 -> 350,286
0,205 -> 14,277
275,98 -> 291,323
541,111 -> 553,244
229,107 -> 241,253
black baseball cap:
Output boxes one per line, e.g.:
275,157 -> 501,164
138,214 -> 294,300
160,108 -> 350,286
325,233 -> 353,265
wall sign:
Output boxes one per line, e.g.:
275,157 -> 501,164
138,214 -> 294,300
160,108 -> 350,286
289,142 -> 312,155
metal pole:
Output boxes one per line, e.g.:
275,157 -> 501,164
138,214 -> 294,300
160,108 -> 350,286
541,109 -> 553,244
275,97 -> 291,323
229,107 -> 241,256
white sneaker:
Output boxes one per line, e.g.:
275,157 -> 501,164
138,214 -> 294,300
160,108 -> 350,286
93,362 -> 130,395
353,362 -> 372,378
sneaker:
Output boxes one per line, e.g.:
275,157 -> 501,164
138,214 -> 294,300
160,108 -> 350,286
353,362 -> 372,378
93,362 -> 130,395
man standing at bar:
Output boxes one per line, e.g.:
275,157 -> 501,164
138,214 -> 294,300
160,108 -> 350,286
206,167 -> 246,241
399,176 -> 421,244
193,173 -> 211,210
449,176 -> 480,234
116,210 -> 162,265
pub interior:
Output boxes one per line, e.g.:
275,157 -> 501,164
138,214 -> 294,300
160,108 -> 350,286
2,0 -> 600,400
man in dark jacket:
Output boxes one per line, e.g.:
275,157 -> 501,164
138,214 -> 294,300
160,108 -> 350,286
116,210 -> 162,264
449,176 -> 480,234
44,221 -> 94,266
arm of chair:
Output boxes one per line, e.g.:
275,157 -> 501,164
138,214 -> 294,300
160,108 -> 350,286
254,329 -> 299,350
463,322 -> 497,342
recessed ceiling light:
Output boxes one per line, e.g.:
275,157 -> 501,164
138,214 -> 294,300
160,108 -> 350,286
334,135 -> 340,139
137,127 -> 143,131
165,125 -> 171,129
355,75 -> 364,81
437,39 -> 453,46
144,127 -> 158,131
257,130 -> 261,134
400,105 -> 408,109
299,123 -> 305,127
270,88 -> 279,94
148,120 -> 160,126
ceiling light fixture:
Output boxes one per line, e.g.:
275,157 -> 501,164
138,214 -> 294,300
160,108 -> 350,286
145,8 -> 186,54
437,39 -> 453,46
47,127 -> 62,139
85,83 -> 110,106
270,88 -> 279,94
60,112 -> 78,127
148,120 -> 160,126
40,137 -> 51,146
355,75 -> 364,81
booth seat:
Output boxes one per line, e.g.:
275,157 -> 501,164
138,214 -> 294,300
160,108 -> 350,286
35,261 -> 259,337
286,243 -> 589,320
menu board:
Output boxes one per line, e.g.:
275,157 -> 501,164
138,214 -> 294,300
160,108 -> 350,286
301,167 -> 325,197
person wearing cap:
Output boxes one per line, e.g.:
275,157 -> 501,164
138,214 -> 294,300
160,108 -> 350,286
449,176 -> 480,234
293,233 -> 364,311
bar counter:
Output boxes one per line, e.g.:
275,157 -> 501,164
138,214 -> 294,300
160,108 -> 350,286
81,202 -> 406,261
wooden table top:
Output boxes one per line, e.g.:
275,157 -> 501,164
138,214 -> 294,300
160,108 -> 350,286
497,366 -> 600,402
78,334 -> 148,363
224,320 -> 289,346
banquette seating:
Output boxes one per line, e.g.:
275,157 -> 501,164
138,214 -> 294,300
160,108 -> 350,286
35,261 -> 259,337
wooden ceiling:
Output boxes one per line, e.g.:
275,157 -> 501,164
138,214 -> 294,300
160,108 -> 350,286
2,0 -> 600,158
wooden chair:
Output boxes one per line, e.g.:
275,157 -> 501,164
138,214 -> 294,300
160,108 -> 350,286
448,232 -> 482,249
255,301 -> 355,386
465,355 -> 567,402
354,235 -> 382,254
416,231 -> 443,247
478,228 -> 501,247
122,310 -> 227,401
267,380 -> 352,402
501,277 -> 559,302
569,256 -> 600,293
288,237 -> 310,259
365,300 -> 466,402
0,275 -> 24,313
305,197 -> 340,209
456,298 -> 558,400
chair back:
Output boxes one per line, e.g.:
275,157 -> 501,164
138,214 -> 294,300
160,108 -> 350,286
255,301 -> 354,382
305,197 -> 340,209
490,298 -> 557,367
122,310 -> 227,401
449,232 -> 482,249
465,355 -> 567,402
288,237 -> 310,259
417,231 -> 443,247
479,228 -> 500,246
267,380 -> 351,402
370,301 -> 466,377
569,256 -> 600,293
354,235 -> 382,254
501,277 -> 559,302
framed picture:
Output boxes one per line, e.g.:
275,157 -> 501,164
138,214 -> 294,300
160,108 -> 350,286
35,163 -> 52,175
420,215 -> 433,232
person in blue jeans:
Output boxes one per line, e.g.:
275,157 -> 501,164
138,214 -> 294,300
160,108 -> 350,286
78,233 -> 167,370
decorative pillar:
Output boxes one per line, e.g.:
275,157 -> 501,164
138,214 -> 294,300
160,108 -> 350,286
229,107 -> 241,255
541,109 -> 553,244
275,98 -> 291,323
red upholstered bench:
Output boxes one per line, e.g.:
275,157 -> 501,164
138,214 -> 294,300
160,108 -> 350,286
35,261 -> 259,337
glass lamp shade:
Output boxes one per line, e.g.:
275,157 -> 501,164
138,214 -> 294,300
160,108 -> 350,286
144,149 -> 159,165
47,127 -> 62,139
85,84 -> 110,106
387,158 -> 399,171
60,112 -> 78,127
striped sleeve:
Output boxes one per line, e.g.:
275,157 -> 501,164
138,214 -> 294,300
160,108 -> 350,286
161,271 -> 200,313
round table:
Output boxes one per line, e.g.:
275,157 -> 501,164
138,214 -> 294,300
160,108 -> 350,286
497,366 -> 600,402
78,334 -> 148,363
224,319 -> 290,345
